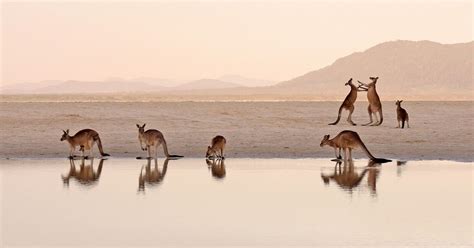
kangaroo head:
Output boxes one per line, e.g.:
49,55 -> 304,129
60,129 -> 69,141
136,123 -> 146,134
320,134 -> 330,147
206,146 -> 214,158
345,78 -> 353,86
369,76 -> 379,84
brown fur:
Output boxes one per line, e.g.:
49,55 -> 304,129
62,158 -> 104,187
329,78 -> 365,125
60,129 -> 109,158
396,100 -> 410,128
320,130 -> 377,160
206,158 -> 226,179
321,160 -> 379,195
137,124 -> 181,158
206,135 -> 226,158
138,158 -> 169,192
358,77 -> 384,126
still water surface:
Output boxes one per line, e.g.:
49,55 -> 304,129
1,158 -> 472,247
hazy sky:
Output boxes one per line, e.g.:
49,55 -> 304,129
1,0 -> 472,85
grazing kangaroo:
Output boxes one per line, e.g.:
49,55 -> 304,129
136,124 -> 183,159
60,129 -> 110,158
396,100 -> 410,128
320,130 -> 391,162
358,77 -> 383,126
206,135 -> 226,158
206,158 -> 226,179
329,78 -> 366,126
62,158 -> 105,187
138,158 -> 169,192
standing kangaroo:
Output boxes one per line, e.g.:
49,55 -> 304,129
396,100 -> 410,128
329,78 -> 366,126
60,129 -> 110,158
138,158 -> 169,192
358,77 -> 383,126
136,124 -> 183,159
206,135 -> 226,158
62,158 -> 105,187
320,130 -> 391,162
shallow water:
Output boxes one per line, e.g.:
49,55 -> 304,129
1,158 -> 472,247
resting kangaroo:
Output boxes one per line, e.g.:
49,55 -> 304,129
329,78 -> 366,125
136,124 -> 183,158
396,100 -> 410,128
60,129 -> 110,158
320,130 -> 391,162
206,135 -> 226,158
358,77 -> 383,126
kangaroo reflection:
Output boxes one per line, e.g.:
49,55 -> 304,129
321,160 -> 380,196
62,158 -> 105,187
138,158 -> 169,192
206,158 -> 226,179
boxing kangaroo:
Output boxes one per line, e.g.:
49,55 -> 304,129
358,77 -> 383,126
329,78 -> 366,125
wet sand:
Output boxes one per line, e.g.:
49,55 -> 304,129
1,158 -> 472,247
0,101 -> 472,161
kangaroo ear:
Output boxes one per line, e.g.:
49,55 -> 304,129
136,124 -> 140,128
142,123 -> 146,128
66,129 -> 69,134
324,134 -> 330,140
400,100 -> 403,103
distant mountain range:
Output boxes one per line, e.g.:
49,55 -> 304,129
271,40 -> 473,100
2,40 -> 472,100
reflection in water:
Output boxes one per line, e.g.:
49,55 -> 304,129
138,158 -> 169,192
206,158 -> 226,180
62,158 -> 105,187
321,160 -> 380,196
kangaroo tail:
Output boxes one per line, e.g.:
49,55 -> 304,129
356,135 -> 376,160
94,135 -> 110,157
328,106 -> 343,125
162,139 -> 183,158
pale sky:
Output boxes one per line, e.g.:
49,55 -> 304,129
1,0 -> 472,85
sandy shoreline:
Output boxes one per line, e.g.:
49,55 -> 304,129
0,101 -> 472,162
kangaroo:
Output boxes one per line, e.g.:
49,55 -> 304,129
206,158 -> 226,179
321,160 -> 380,195
60,129 -> 110,158
138,158 -> 169,192
395,100 -> 410,128
206,135 -> 226,158
357,77 -> 383,126
329,78 -> 366,126
136,123 -> 183,159
320,130 -> 391,162
62,158 -> 105,187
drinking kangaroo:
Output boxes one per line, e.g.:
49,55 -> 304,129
329,78 -> 366,126
358,76 -> 383,126
396,100 -> 410,128
60,129 -> 110,158
136,123 -> 183,159
320,130 -> 391,162
206,135 -> 226,158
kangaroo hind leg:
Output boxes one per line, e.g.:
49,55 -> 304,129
362,106 -> 373,126
346,105 -> 356,126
